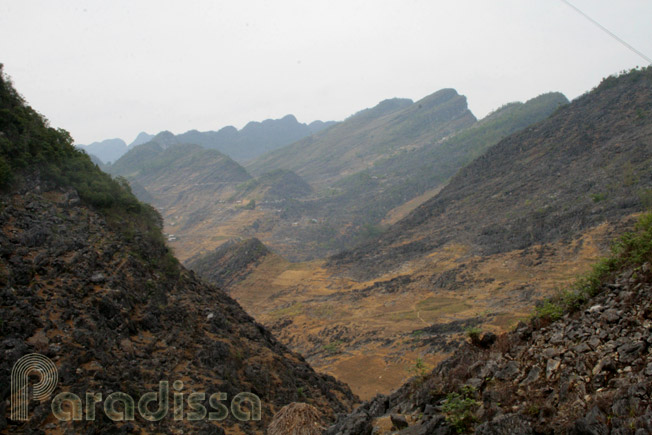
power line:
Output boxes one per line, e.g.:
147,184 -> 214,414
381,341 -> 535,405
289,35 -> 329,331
560,0 -> 652,65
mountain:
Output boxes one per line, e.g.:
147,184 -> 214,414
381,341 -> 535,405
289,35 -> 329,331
106,141 -> 266,258
76,132 -> 154,165
175,114 -> 335,163
128,131 -> 154,147
246,90 -> 476,185
199,69 -> 651,399
186,238 -> 271,289
326,211 -> 652,433
108,142 -> 252,206
0,64 -> 356,433
77,115 -> 333,167
76,138 -> 127,164
331,69 -> 652,280
260,92 -> 568,259
101,88 -> 565,263
228,91 -> 564,261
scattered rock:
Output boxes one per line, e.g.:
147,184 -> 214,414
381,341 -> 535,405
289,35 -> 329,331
390,414 -> 409,430
546,359 -> 560,379
90,272 -> 106,283
480,332 -> 497,348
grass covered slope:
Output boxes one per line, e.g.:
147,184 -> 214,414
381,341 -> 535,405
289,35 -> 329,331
0,64 -> 357,433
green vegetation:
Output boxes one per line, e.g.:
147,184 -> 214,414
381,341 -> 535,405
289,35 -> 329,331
590,192 -> 607,203
465,326 -> 482,346
442,385 -> 479,433
410,357 -> 430,379
536,212 -> 652,320
0,64 -> 177,276
322,340 -> 343,354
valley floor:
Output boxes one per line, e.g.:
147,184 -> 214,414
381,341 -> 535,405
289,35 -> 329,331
180,216 -> 636,399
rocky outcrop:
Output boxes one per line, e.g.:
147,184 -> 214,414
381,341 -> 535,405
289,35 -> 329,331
326,260 -> 652,433
0,177 -> 357,433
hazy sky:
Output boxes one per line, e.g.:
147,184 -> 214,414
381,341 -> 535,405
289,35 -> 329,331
1,0 -> 651,145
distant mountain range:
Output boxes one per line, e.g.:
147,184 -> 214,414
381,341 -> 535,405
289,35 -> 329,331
76,115 -> 334,164
102,87 -> 568,262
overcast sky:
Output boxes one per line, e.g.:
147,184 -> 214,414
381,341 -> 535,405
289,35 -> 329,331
1,0 -> 651,145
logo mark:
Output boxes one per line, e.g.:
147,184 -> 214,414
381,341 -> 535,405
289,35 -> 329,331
11,353 -> 58,421
10,353 -> 261,423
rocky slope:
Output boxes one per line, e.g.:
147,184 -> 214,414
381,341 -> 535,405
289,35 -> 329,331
246,89 -> 477,186
0,66 -> 356,434
326,213 -> 652,434
187,238 -> 271,290
331,68 -> 652,280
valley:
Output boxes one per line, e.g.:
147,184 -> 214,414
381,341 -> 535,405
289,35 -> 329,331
102,69 -> 651,403
212,220 -> 628,399
3,1 -> 652,432
3,64 -> 651,433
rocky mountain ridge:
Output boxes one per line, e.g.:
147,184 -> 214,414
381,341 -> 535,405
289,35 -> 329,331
78,114 -> 334,165
331,68 -> 652,280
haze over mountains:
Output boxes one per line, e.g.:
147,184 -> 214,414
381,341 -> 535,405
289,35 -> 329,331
98,88 -> 567,264
3,62 -> 652,433
77,115 -> 334,165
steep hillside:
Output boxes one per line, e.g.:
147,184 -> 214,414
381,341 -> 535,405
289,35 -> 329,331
246,90 -> 476,185
260,92 -> 568,259
326,212 -> 652,434
187,238 -> 271,289
108,142 -> 251,208
332,68 -> 652,280
0,66 -> 356,433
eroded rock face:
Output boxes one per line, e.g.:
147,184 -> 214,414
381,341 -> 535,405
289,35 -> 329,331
0,178 -> 357,434
327,263 -> 652,433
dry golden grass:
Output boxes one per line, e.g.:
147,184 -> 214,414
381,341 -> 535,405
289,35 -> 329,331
221,218 -> 626,399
